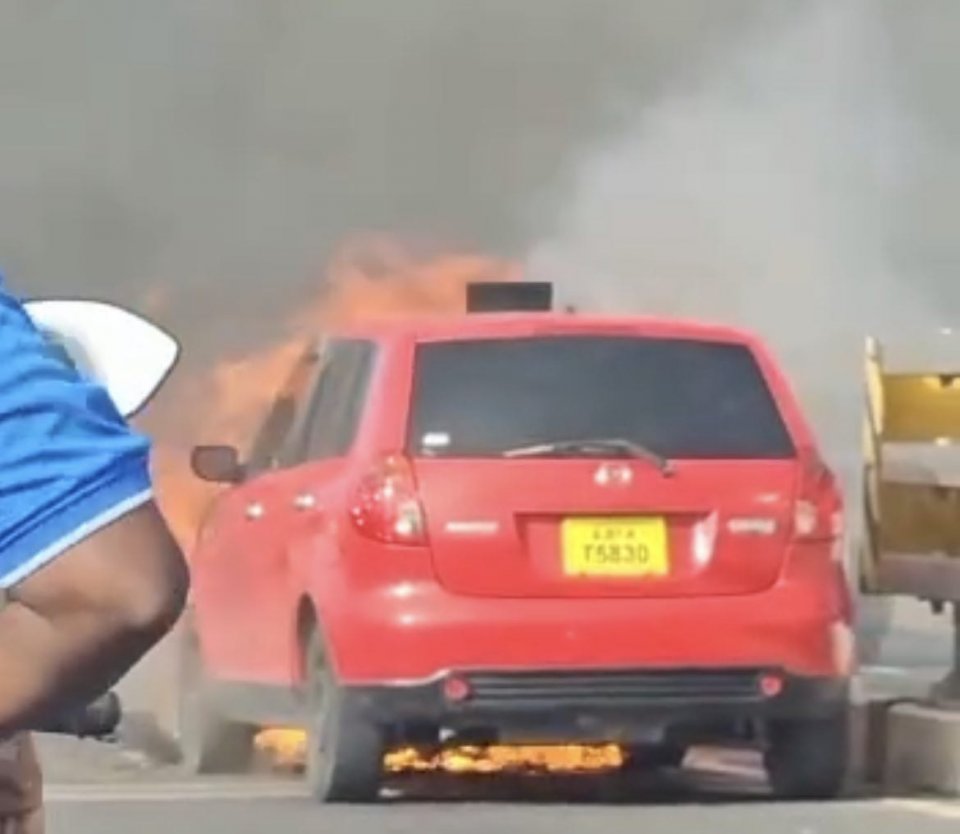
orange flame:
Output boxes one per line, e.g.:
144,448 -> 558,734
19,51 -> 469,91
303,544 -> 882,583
383,744 -> 625,774
254,728 -> 308,770
146,235 -> 519,548
253,729 -> 624,775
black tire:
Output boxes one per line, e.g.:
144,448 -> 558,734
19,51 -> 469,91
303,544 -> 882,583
764,712 -> 848,800
303,628 -> 384,803
623,743 -> 687,771
177,625 -> 255,774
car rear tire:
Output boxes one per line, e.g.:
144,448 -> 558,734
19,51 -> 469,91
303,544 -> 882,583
303,628 -> 384,803
177,624 -> 255,774
623,743 -> 687,771
764,712 -> 848,800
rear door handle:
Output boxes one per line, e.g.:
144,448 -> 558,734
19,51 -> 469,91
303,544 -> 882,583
245,502 -> 265,520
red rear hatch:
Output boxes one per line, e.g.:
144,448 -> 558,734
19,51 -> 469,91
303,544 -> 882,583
414,458 -> 797,598
404,328 -> 805,600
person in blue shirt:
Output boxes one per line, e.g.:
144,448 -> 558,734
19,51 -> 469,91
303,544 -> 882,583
0,278 -> 187,830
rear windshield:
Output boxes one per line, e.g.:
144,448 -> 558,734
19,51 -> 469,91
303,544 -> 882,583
407,335 -> 795,459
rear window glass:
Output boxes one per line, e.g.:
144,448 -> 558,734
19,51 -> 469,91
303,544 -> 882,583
406,335 -> 795,460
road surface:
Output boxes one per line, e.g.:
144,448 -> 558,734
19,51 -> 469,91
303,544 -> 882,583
38,758 -> 960,834
34,601 -> 959,833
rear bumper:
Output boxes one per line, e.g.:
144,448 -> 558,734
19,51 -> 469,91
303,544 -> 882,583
324,573 -> 852,683
347,668 -> 848,742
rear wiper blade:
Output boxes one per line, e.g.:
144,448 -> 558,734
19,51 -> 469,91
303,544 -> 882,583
503,438 -> 675,476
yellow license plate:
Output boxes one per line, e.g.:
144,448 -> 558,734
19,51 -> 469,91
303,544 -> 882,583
561,517 -> 669,577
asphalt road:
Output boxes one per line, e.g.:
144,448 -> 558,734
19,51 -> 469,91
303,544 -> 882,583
47,797 -> 960,834
38,757 -> 960,834
32,602 -> 959,833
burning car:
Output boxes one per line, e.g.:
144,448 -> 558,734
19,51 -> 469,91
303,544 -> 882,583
177,282 -> 853,802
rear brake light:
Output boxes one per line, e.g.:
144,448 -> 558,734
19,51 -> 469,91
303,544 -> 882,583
443,676 -> 472,703
349,454 -> 428,545
758,673 -> 784,698
792,456 -> 842,543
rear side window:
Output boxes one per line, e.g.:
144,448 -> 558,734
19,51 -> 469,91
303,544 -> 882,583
304,339 -> 377,460
407,335 -> 795,460
246,345 -> 321,473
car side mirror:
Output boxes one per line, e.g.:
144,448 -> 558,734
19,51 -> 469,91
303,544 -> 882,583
191,445 -> 246,484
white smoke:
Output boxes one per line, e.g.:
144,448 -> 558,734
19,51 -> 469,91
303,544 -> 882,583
525,0 -> 928,479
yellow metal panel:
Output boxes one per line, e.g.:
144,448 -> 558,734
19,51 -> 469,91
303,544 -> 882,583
878,481 -> 960,558
883,374 -> 960,442
859,335 -> 960,598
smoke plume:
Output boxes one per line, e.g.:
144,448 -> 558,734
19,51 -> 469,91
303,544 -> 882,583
526,0 -> 931,482
0,0 -> 773,362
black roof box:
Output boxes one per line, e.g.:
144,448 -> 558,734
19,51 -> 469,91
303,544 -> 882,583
466,282 -> 553,313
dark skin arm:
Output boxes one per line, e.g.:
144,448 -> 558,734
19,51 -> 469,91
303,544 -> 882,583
0,501 -> 188,736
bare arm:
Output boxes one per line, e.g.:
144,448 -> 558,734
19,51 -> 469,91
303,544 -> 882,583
0,502 -> 187,736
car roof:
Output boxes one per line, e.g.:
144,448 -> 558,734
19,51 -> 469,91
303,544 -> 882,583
317,312 -> 762,348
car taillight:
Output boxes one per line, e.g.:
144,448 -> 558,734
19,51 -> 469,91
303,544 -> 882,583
792,456 -> 842,543
349,454 -> 428,545
792,455 -> 852,623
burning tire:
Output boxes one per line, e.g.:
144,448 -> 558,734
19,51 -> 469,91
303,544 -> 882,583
763,711 -> 848,800
303,627 -> 384,803
176,621 -> 255,774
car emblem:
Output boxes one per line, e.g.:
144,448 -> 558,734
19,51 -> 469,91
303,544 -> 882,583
594,463 -> 633,486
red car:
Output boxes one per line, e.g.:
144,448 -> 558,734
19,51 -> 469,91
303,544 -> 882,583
179,283 -> 853,802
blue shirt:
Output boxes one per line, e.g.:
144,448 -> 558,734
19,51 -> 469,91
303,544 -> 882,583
0,280 -> 153,588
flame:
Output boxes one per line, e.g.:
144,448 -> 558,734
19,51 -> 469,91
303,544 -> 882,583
311,236 -> 522,325
254,728 -> 308,769
147,338 -> 306,546
252,728 -> 623,774
383,744 -> 625,774
146,235 -> 519,549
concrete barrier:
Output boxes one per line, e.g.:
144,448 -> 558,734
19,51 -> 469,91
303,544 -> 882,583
884,701 -> 960,796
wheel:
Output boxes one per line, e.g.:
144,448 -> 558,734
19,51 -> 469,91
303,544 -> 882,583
647,744 -> 687,769
764,712 -> 848,800
622,743 -> 687,771
177,625 -> 255,774
303,627 -> 384,803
